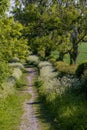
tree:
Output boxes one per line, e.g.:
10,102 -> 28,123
13,0 -> 87,64
0,17 -> 29,61
53,1 -> 87,64
0,0 -> 29,86
0,0 -> 10,15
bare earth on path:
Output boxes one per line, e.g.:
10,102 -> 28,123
20,67 -> 40,130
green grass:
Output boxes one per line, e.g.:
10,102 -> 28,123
37,81 -> 87,129
0,92 -> 31,130
51,42 -> 87,64
54,92 -> 87,130
0,69 -> 31,130
78,42 -> 87,64
15,74 -> 28,91
64,42 -> 87,64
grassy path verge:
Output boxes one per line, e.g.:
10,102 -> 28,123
0,91 -> 31,130
0,69 -> 31,130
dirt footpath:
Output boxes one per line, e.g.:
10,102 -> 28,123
20,67 -> 40,130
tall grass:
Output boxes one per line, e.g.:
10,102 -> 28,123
0,62 -> 31,130
36,61 -> 87,129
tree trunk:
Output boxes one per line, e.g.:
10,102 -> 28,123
69,43 -> 78,65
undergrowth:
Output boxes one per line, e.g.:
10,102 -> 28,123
0,63 -> 31,130
36,61 -> 87,130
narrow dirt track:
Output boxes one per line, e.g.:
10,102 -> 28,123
20,67 -> 40,130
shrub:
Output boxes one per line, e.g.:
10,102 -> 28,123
38,61 -> 51,68
76,61 -> 87,78
9,63 -> 24,70
26,55 -> 39,66
39,61 -> 57,81
10,57 -> 20,63
15,78 -> 23,89
0,61 -> 11,88
49,58 -> 56,64
12,68 -> 22,80
55,61 -> 77,74
0,67 -> 22,98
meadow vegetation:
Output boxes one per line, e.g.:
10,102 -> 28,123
0,92 -> 31,130
35,60 -> 87,130
26,55 -> 39,66
0,61 -> 31,130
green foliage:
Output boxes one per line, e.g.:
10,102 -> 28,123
36,61 -> 87,129
54,92 -> 87,130
76,61 -> 87,78
0,65 -> 23,98
0,61 -> 11,88
0,16 -> 29,85
0,60 -> 31,130
10,57 -> 20,63
55,61 -> 77,74
0,0 -> 10,15
12,68 -> 22,80
0,18 -> 29,61
60,42 -> 87,64
26,55 -> 39,66
49,58 -> 56,64
32,35 -> 55,58
15,73 -> 27,90
9,63 -> 24,70
14,0 -> 87,64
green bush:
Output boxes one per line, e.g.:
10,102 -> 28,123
9,63 -> 24,70
55,61 -> 77,74
36,61 -> 87,129
10,57 -> 20,63
0,67 -> 23,98
26,55 -> 39,66
75,61 -> 87,78
49,58 -> 56,64
0,61 -> 11,89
